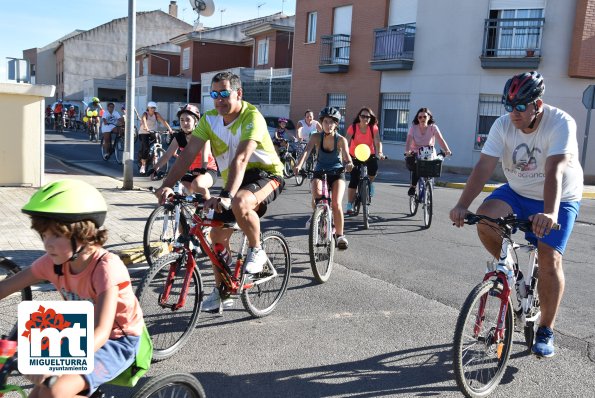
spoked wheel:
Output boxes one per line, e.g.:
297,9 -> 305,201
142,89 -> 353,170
114,136 -> 124,164
241,230 -> 292,317
308,206 -> 334,283
453,279 -> 513,398
423,182 -> 433,229
295,170 -> 305,186
132,372 -> 206,398
0,258 -> 32,340
361,180 -> 370,230
154,148 -> 168,174
283,155 -> 295,178
100,136 -> 110,161
408,192 -> 418,216
143,204 -> 192,267
135,253 -> 203,361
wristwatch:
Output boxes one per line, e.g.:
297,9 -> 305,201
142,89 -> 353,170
220,190 -> 234,199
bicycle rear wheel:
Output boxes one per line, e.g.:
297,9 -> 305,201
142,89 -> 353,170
408,183 -> 419,216
423,182 -> 433,229
361,180 -> 370,230
0,258 -> 32,340
136,253 -> 203,361
295,170 -> 305,186
241,230 -> 292,317
453,279 -> 513,398
114,136 -> 124,164
309,206 -> 334,283
143,204 -> 192,267
132,372 -> 206,398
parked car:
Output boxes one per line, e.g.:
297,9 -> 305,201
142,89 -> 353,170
264,116 -> 296,140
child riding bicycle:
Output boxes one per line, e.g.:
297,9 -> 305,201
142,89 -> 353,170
0,179 -> 145,397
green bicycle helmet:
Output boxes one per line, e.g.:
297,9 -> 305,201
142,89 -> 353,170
22,179 -> 107,227
92,97 -> 100,104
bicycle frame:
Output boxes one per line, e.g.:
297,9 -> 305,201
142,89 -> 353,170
352,163 -> 370,215
314,174 -> 334,239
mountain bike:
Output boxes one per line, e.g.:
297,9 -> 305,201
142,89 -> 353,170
279,139 -> 298,179
452,212 -> 559,398
100,125 -> 125,164
308,170 -> 341,284
407,148 -> 446,229
139,131 -> 168,176
348,144 -> 385,230
0,343 -> 206,398
295,142 -> 315,187
143,182 -> 194,267
0,258 -> 32,341
136,193 -> 292,361
84,111 -> 100,142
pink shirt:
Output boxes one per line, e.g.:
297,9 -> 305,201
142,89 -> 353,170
31,249 -> 144,339
407,124 -> 440,151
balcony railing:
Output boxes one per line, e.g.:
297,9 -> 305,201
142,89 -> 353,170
319,34 -> 351,73
480,17 -> 544,69
370,23 -> 416,71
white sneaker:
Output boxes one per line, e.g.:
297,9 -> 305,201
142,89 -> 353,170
337,235 -> 349,250
244,247 -> 267,274
139,165 -> 146,174
201,287 -> 233,312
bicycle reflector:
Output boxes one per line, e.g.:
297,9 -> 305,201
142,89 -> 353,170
354,144 -> 371,162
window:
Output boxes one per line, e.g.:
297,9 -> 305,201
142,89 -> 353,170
475,94 -> 502,150
143,58 -> 148,76
327,93 -> 347,134
258,38 -> 269,65
182,47 -> 190,70
307,12 -> 317,43
135,61 -> 140,77
380,93 -> 410,142
488,8 -> 544,56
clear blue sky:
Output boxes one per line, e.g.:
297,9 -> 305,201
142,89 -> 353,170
0,0 -> 296,81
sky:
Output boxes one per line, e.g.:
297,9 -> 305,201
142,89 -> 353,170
0,0 -> 296,81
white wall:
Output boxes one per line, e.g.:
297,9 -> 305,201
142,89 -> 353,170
380,0 -> 595,178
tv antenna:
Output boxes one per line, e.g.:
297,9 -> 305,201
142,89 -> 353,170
188,0 -> 215,30
257,2 -> 266,17
220,8 -> 226,26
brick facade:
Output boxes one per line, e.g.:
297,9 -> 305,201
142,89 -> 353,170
569,0 -> 595,78
290,0 -> 387,128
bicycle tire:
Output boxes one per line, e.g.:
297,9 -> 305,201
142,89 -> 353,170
132,372 -> 206,398
423,182 -> 433,229
283,155 -> 295,178
136,253 -> 203,361
524,266 -> 540,350
100,136 -> 110,161
453,279 -> 513,398
114,136 -> 124,164
361,179 -> 370,230
409,180 -> 419,216
143,204 -> 192,267
0,258 -> 32,340
309,206 -> 334,283
295,170 -> 305,186
241,230 -> 292,317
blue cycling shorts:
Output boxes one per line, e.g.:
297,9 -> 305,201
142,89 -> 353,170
484,184 -> 580,254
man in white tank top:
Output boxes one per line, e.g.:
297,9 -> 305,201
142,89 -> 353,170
296,110 -> 321,143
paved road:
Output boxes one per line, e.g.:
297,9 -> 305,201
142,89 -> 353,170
41,129 -> 595,397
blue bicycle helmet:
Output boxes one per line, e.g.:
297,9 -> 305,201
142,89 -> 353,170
502,71 -> 544,106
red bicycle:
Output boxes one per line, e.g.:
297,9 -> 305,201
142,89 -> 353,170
136,193 -> 292,361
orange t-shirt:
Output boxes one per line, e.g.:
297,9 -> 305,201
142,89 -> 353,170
347,124 -> 378,157
30,249 -> 144,338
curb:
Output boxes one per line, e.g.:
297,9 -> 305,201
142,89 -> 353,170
435,180 -> 595,199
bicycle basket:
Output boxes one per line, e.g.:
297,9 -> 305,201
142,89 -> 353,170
416,159 -> 442,178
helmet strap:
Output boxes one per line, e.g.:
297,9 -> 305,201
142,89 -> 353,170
528,101 -> 540,129
69,236 -> 84,262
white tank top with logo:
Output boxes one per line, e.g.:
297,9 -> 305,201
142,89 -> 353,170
298,119 -> 318,141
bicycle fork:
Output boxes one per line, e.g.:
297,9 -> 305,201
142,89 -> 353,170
160,252 -> 197,311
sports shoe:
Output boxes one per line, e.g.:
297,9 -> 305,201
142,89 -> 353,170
103,153 -> 109,161
244,247 -> 267,274
345,202 -> 354,214
201,287 -> 234,312
369,183 -> 375,197
408,186 -> 416,196
336,235 -> 348,250
532,326 -> 555,358
139,165 -> 146,175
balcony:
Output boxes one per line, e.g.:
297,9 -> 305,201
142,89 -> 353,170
480,17 -> 545,69
370,23 -> 416,71
319,34 -> 351,73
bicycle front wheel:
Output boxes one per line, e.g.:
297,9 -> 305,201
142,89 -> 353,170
423,181 -> 433,229
143,204 -> 192,267
154,148 -> 168,173
453,279 -> 513,398
361,180 -> 370,230
283,155 -> 295,178
114,136 -> 124,164
309,206 -> 334,283
408,190 -> 418,216
0,258 -> 32,340
241,230 -> 292,318
136,253 -> 203,361
132,372 -> 206,398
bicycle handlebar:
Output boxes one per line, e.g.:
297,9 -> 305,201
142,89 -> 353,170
463,213 -> 560,232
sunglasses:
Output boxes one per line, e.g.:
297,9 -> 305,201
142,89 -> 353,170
418,115 -> 428,119
360,115 -> 371,119
210,89 -> 234,99
503,103 -> 528,112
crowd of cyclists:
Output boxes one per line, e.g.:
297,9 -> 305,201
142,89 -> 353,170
0,70 -> 584,396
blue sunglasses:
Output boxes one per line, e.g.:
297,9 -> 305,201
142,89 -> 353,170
210,89 -> 234,99
503,102 -> 528,113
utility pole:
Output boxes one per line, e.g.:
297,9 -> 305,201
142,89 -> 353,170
122,0 -> 136,189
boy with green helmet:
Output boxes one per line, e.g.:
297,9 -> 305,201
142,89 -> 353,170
0,179 -> 146,397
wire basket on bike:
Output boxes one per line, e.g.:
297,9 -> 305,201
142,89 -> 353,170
416,159 -> 442,178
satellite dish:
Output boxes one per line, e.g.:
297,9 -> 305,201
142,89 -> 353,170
189,0 -> 215,17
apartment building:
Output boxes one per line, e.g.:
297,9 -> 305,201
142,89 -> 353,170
291,0 -> 595,180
